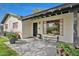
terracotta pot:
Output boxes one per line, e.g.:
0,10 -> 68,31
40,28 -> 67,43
59,48 -> 65,56
60,48 -> 64,53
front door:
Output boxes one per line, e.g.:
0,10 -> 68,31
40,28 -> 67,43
33,23 -> 37,36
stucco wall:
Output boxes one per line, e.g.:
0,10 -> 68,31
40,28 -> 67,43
3,16 -> 22,38
22,13 -> 74,43
22,20 -> 33,38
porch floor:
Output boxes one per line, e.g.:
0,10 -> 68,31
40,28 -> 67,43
4,38 -> 58,56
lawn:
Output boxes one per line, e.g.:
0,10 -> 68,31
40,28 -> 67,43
0,36 -> 18,56
0,36 -> 8,43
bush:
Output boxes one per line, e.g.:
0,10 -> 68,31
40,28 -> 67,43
5,32 -> 17,39
5,32 -> 21,40
57,42 -> 79,56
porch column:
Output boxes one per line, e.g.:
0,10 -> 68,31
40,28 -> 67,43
73,10 -> 78,44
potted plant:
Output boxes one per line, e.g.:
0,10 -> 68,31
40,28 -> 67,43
9,33 -> 17,44
9,36 -> 16,44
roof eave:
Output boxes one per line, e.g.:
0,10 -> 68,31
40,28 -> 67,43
22,3 -> 79,20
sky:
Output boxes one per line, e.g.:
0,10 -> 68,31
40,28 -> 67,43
0,3 -> 62,23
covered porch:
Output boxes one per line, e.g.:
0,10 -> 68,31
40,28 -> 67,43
22,4 -> 79,44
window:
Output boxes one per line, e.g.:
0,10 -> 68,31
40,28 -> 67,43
5,24 -> 8,29
43,20 -> 60,35
13,22 -> 18,29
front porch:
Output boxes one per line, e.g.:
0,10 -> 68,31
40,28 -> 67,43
22,13 -> 74,43
22,4 -> 79,47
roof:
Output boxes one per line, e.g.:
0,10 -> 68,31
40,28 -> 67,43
22,3 -> 79,21
1,13 -> 22,24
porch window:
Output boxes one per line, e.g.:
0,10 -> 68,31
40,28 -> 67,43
13,22 -> 18,29
43,19 -> 63,35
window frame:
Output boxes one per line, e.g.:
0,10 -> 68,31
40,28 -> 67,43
13,22 -> 18,29
43,19 -> 63,36
5,24 -> 8,29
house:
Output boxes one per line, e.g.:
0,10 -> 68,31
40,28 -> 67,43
1,13 -> 22,38
22,3 -> 79,43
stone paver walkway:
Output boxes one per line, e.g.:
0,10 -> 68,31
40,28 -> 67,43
4,38 -> 58,56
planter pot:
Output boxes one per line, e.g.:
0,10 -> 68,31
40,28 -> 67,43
9,38 -> 16,44
60,48 -> 64,53
57,48 -> 65,56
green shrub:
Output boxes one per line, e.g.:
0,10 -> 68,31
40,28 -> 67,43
5,32 -> 17,39
57,42 -> 79,56
5,32 -> 21,40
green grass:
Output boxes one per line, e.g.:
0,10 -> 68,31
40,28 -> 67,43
0,36 -> 8,43
0,36 -> 18,56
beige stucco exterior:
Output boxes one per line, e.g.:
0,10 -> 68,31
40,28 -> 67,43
22,13 -> 75,43
22,20 -> 32,38
3,15 -> 22,38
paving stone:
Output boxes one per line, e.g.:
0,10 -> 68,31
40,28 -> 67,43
45,47 -> 57,56
34,50 -> 47,56
4,39 -> 57,56
23,52 -> 32,56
